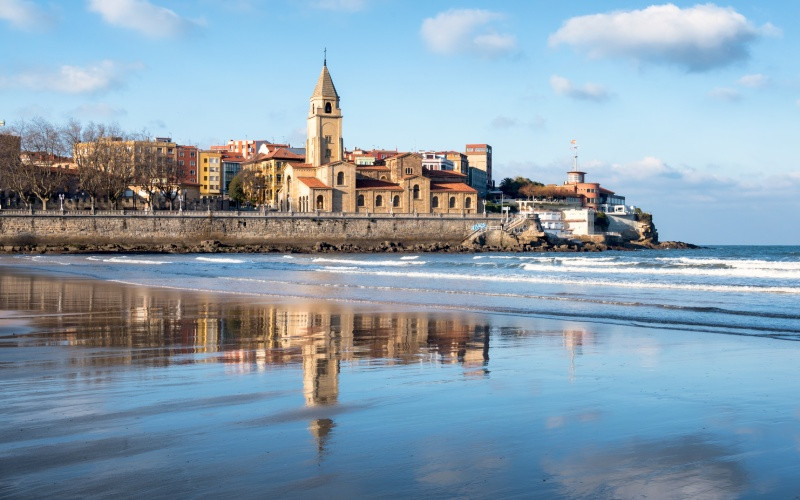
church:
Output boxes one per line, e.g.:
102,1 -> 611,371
280,60 -> 478,214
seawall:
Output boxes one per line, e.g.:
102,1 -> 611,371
0,210 -> 501,252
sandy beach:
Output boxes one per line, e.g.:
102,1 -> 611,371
1,261 -> 799,498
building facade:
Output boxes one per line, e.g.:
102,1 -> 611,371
280,62 -> 478,214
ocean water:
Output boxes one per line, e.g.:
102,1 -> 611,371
4,245 -> 799,340
1,246 -> 799,497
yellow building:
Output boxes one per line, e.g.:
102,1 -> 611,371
241,148 -> 305,207
198,150 -> 222,196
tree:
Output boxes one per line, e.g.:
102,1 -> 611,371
14,118 -> 70,210
228,171 -> 248,205
69,121 -> 132,211
0,133 -> 25,207
500,176 -> 543,199
229,169 -> 262,205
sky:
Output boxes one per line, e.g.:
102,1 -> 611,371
1,0 -> 799,245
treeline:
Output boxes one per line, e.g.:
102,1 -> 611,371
498,176 -> 571,200
0,117 -> 188,210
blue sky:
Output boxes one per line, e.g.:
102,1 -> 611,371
1,0 -> 798,244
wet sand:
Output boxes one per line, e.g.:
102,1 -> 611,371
1,269 -> 799,498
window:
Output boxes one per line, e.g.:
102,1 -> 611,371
337,171 -> 344,185
465,197 -> 472,209
375,195 -> 383,207
449,197 -> 456,208
180,151 -> 185,157
326,149 -> 331,158
392,195 -> 399,207
431,196 -> 439,208
316,195 -> 324,210
178,160 -> 184,166
357,194 -> 365,207
325,102 -> 332,113
413,185 -> 420,199
405,167 -> 413,175
190,161 -> 195,166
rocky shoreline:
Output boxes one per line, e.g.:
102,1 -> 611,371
1,237 -> 697,255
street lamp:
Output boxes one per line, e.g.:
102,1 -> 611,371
178,194 -> 184,212
59,193 -> 65,211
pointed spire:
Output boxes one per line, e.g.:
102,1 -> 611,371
312,61 -> 339,100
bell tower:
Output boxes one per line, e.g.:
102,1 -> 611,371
307,53 -> 343,167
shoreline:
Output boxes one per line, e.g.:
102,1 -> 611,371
0,238 -> 698,254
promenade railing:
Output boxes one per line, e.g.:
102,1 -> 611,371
0,208 -> 505,221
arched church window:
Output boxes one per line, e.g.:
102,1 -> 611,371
325,102 -> 332,113
337,171 -> 344,185
375,195 -> 383,207
357,194 -> 365,207
465,197 -> 472,209
392,195 -> 400,207
432,196 -> 439,208
449,196 -> 456,208
413,185 -> 420,199
316,195 -> 324,210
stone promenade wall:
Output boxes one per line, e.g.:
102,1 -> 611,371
0,210 -> 501,249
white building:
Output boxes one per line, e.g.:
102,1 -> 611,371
420,152 -> 454,171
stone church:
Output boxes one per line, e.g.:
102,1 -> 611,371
281,61 -> 478,214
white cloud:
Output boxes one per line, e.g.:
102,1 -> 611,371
550,75 -> 611,102
87,0 -> 203,38
311,0 -> 367,11
0,0 -> 55,31
709,87 -> 741,102
421,9 -> 517,59
548,4 -> 762,71
737,73 -> 768,88
0,60 -> 144,94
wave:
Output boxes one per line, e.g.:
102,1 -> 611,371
195,256 -> 245,264
656,257 -> 800,271
520,262 -> 800,280
312,257 -> 425,267
321,268 -> 800,295
88,256 -> 172,265
400,256 -> 420,260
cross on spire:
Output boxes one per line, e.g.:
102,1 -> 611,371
324,47 -> 327,66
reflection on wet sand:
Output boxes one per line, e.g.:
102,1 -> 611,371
7,270 -> 783,498
1,272 -> 501,458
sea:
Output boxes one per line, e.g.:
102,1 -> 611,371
1,246 -> 799,497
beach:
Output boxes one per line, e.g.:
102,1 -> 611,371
1,248 -> 799,497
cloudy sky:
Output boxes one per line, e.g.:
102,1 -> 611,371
1,0 -> 798,244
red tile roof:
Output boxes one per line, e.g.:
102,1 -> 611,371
265,147 -> 305,160
430,182 -> 478,193
298,177 -> 331,189
356,179 -> 404,191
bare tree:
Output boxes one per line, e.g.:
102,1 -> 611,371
71,122 -> 134,210
14,118 -> 69,210
0,132 -> 25,207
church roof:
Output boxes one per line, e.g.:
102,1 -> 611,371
430,182 -> 478,194
298,177 -> 332,189
356,179 -> 404,191
312,64 -> 339,100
